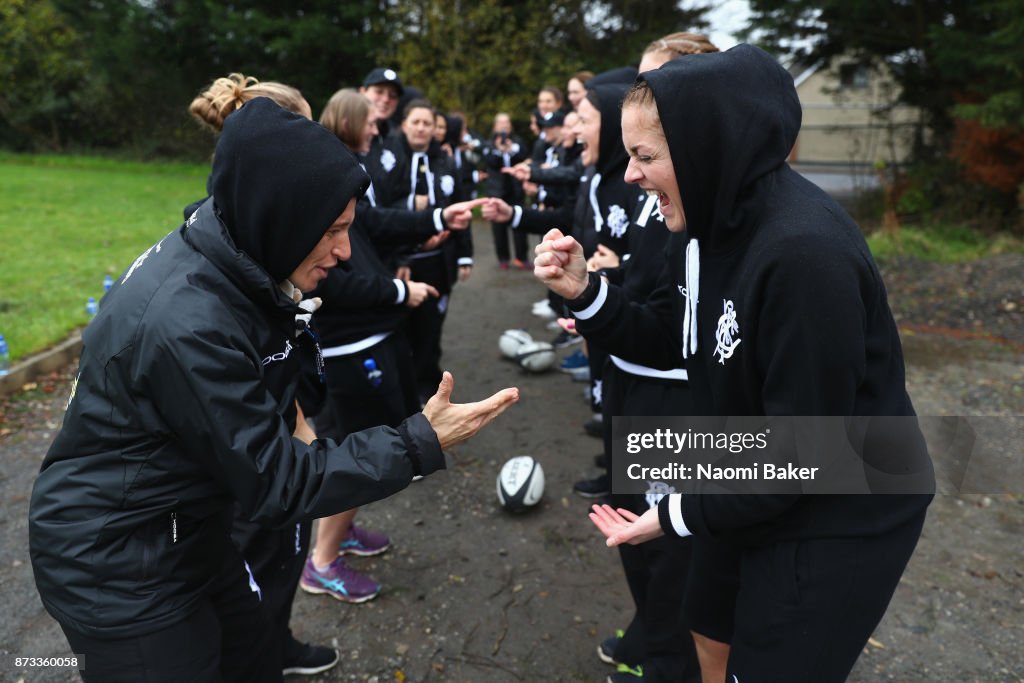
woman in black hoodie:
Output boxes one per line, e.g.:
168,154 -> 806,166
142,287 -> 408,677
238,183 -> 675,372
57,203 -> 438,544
30,98 -> 519,682
535,45 -> 933,682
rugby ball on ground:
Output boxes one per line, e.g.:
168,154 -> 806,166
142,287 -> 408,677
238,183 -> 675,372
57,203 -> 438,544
496,456 -> 545,512
499,329 -> 533,359
515,341 -> 557,372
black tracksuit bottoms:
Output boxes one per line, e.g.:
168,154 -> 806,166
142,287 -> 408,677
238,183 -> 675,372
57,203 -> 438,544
491,220 -> 529,263
601,363 -> 700,682
320,332 -> 420,438
59,543 -> 281,683
406,252 -> 450,400
721,508 -> 927,682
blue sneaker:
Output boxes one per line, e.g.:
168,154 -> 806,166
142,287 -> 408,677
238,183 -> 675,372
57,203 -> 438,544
338,524 -> 391,557
559,349 -> 588,372
299,558 -> 380,603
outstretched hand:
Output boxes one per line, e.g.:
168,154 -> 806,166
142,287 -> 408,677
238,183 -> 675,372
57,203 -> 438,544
588,504 -> 665,547
442,197 -> 489,230
533,228 -> 589,300
422,372 -> 519,450
501,163 -> 531,182
481,198 -> 513,223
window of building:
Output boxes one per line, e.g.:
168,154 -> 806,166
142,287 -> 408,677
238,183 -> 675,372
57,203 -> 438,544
839,63 -> 871,89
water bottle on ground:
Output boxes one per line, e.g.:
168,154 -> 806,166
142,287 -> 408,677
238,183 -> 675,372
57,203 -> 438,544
104,275 -> 113,293
0,334 -> 10,376
86,297 -> 98,319
363,358 -> 383,388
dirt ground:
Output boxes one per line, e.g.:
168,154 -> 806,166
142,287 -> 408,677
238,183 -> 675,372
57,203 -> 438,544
0,221 -> 1021,682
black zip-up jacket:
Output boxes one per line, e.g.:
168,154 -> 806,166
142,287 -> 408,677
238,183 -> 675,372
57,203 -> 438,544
568,46 -> 932,546
29,100 -> 445,639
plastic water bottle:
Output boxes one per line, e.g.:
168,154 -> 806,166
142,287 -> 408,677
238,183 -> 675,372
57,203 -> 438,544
86,297 -> 99,319
0,334 -> 9,376
103,275 -> 113,292
363,358 -> 383,388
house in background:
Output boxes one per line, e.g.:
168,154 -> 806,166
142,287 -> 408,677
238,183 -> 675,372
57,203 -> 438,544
789,59 -> 921,168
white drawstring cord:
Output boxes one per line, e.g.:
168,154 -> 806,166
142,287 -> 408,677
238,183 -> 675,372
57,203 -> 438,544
682,239 -> 700,358
589,173 -> 603,232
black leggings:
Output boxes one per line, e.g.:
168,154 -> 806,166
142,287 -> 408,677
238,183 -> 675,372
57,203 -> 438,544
491,221 -> 529,263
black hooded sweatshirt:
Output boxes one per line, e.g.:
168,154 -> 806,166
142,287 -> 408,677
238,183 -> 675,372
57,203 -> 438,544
568,46 -> 932,546
512,83 -> 640,261
29,98 -> 445,639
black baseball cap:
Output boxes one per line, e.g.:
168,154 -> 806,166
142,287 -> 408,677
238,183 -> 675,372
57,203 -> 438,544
362,67 -> 404,96
538,110 -> 566,128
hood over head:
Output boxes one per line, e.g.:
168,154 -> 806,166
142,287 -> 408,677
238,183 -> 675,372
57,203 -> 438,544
588,66 -> 639,88
588,82 -> 631,177
639,44 -> 801,250
210,97 -> 369,283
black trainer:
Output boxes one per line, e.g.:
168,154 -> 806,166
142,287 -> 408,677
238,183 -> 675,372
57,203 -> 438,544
597,629 -> 624,665
583,417 -> 604,438
282,640 -> 339,676
573,474 -> 610,498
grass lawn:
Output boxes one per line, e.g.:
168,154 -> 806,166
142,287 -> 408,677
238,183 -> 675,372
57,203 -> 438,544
0,154 -> 208,362
867,221 -> 1024,262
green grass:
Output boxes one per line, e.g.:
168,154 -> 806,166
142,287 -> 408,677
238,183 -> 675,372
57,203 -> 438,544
866,221 -> 1024,263
0,154 -> 208,362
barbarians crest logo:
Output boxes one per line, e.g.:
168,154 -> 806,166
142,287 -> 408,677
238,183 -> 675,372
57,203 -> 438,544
380,149 -> 397,173
440,174 -> 455,197
606,204 -> 628,238
644,481 -> 676,508
714,299 -> 741,364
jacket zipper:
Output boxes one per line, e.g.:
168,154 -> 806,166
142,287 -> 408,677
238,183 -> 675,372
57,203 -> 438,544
171,512 -> 178,543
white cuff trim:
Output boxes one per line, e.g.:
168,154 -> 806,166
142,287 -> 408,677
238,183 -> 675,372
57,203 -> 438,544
668,495 -> 693,538
511,205 -> 523,229
573,278 -> 608,320
457,257 -> 474,266
432,208 -> 445,232
393,279 -> 406,304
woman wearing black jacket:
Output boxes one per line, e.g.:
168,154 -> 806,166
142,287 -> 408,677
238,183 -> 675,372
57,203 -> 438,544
29,99 -> 518,682
537,46 -> 933,682
378,100 -> 472,402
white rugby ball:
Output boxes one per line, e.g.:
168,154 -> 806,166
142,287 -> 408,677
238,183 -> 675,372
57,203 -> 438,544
515,341 -> 557,372
496,455 -> 545,512
499,329 -> 533,359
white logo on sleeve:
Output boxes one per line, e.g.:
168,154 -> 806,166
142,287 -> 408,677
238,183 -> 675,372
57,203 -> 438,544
714,299 -> 741,364
381,149 -> 397,173
606,204 -> 628,238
